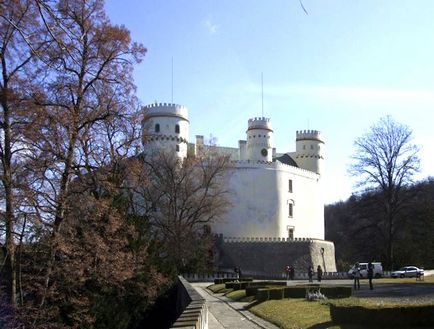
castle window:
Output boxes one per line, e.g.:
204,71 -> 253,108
155,124 -> 160,133
175,124 -> 180,134
303,145 -> 306,150
310,144 -> 314,150
176,145 -> 180,152
288,227 -> 294,240
288,203 -> 293,218
288,179 -> 293,193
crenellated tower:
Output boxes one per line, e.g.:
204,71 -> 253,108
294,130 -> 324,174
141,103 -> 189,159
246,117 -> 273,162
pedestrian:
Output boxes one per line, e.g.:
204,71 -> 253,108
290,266 -> 295,280
308,265 -> 314,283
353,263 -> 361,290
367,262 -> 374,290
234,266 -> 240,281
317,265 -> 323,282
284,265 -> 290,280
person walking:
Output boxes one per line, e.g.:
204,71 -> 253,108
367,262 -> 374,290
308,265 -> 314,283
317,265 -> 323,282
353,263 -> 361,290
284,265 -> 290,280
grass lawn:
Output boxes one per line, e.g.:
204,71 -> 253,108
249,298 -> 336,329
248,298 -> 422,329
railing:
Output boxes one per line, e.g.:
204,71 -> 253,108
170,276 -> 208,329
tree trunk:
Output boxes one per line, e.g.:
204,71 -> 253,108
2,105 -> 16,306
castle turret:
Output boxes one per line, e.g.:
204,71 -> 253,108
246,117 -> 273,162
294,130 -> 324,174
141,103 -> 189,159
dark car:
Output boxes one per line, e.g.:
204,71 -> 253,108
391,266 -> 424,278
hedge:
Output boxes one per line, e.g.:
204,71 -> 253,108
269,288 -> 284,300
225,282 -> 251,290
254,285 -> 352,301
256,289 -> 270,302
214,277 -> 254,285
330,304 -> 434,327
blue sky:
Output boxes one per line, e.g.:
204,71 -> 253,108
105,0 -> 434,204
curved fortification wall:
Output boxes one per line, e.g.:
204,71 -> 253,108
212,160 -> 324,240
216,237 -> 336,276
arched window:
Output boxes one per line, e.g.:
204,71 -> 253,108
175,124 -> 180,133
155,124 -> 160,133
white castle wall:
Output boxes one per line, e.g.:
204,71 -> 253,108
211,160 -> 324,240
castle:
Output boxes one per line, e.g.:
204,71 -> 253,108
142,102 -> 336,274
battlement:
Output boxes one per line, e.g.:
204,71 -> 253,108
229,159 -> 319,177
143,102 -> 188,120
296,130 -> 323,143
223,236 -> 315,243
247,117 -> 273,132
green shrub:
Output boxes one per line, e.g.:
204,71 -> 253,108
269,288 -> 284,300
283,287 -> 306,298
256,289 -> 270,302
245,287 -> 260,297
330,304 -> 434,327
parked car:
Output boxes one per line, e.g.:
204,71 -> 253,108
348,262 -> 383,278
391,266 -> 424,278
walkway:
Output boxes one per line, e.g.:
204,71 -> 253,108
191,282 -> 279,329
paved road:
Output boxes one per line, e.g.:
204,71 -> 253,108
192,282 -> 279,329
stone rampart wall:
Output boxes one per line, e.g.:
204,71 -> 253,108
216,238 -> 336,277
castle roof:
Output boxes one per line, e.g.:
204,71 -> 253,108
275,153 -> 298,167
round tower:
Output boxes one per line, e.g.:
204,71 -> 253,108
141,103 -> 189,159
246,117 -> 273,162
295,130 -> 324,174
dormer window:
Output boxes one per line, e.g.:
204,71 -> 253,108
155,124 -> 160,133
175,124 -> 180,134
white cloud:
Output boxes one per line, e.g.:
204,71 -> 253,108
204,19 -> 219,35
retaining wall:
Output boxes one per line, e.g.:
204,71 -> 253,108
170,276 -> 208,329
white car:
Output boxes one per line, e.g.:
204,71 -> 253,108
348,262 -> 383,278
391,266 -> 424,278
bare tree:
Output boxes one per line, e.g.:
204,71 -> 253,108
22,0 -> 146,308
0,0 -> 50,306
130,149 -> 231,273
349,116 -> 420,269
